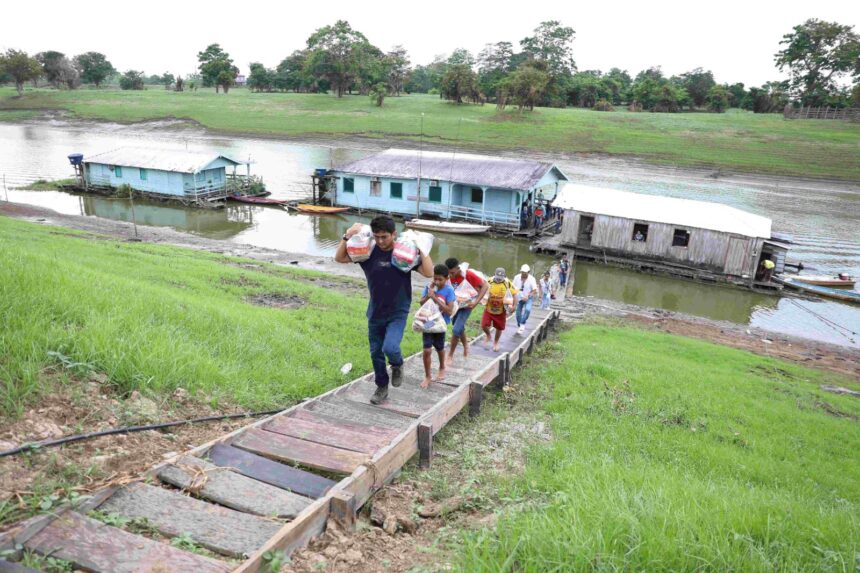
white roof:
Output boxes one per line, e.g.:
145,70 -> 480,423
83,147 -> 244,173
553,184 -> 772,238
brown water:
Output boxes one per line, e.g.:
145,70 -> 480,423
1,119 -> 857,348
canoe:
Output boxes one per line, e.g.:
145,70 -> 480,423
295,204 -> 350,214
228,195 -> 288,206
790,274 -> 855,288
405,219 -> 490,235
774,276 -> 860,305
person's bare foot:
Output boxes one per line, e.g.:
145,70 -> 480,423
436,368 -> 446,381
492,343 -> 500,352
420,377 -> 433,389
446,353 -> 455,367
463,344 -> 469,358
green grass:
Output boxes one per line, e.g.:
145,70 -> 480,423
16,178 -> 77,190
457,324 -> 860,572
0,215 -> 429,417
1,87 -> 859,180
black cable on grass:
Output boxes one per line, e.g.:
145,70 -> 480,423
0,409 -> 285,459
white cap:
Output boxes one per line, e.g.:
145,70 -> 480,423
520,264 -> 530,273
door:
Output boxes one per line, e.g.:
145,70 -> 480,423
578,216 -> 595,247
724,237 -> 750,275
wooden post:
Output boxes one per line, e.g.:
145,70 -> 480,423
329,490 -> 356,532
469,382 -> 483,417
417,422 -> 433,470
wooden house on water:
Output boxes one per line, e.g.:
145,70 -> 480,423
327,149 -> 568,231
551,184 -> 790,288
73,147 -> 257,204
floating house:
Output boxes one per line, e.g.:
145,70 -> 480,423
552,184 -> 790,286
328,149 -> 568,231
76,147 -> 252,202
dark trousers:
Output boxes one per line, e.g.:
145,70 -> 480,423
368,311 -> 408,387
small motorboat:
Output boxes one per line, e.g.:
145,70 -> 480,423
774,276 -> 860,305
791,274 -> 855,288
227,194 -> 288,206
294,204 -> 350,214
404,218 -> 490,235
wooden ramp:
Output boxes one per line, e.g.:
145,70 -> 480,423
0,309 -> 560,572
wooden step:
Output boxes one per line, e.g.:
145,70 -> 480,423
157,455 -> 312,519
338,381 -> 447,418
25,511 -> 232,573
233,428 -> 368,474
288,408 -> 400,441
98,483 -> 281,558
265,416 -> 391,455
206,443 -> 335,499
308,397 -> 414,430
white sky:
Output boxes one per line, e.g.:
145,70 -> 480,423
4,0 -> 859,87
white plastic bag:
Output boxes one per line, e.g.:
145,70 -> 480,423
346,225 -> 374,262
393,230 -> 433,272
412,299 -> 447,333
455,279 -> 479,306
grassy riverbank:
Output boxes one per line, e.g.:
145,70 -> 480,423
2,87 -> 859,180
455,324 -> 860,571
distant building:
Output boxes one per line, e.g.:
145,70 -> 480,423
235,74 -> 247,86
553,184 -> 789,286
82,147 -> 248,200
329,149 -> 568,230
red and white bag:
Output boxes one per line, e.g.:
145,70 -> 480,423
346,225 -> 374,262
411,299 -> 447,333
393,230 -> 434,273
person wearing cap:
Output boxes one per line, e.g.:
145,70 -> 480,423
512,264 -> 538,335
481,268 -> 518,352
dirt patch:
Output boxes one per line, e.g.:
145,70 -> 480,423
245,292 -> 306,309
814,400 -> 859,421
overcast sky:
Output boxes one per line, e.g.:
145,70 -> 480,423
4,0 -> 858,87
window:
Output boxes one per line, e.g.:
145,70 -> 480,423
214,170 -> 222,181
390,182 -> 403,199
139,168 -> 147,181
471,187 -> 483,203
428,185 -> 442,203
370,179 -> 381,197
631,223 -> 649,242
672,228 -> 690,247
113,165 -> 123,178
343,178 -> 354,193
195,171 -> 205,182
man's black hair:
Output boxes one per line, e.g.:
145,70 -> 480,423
434,264 -> 450,277
369,215 -> 396,234
444,257 -> 459,270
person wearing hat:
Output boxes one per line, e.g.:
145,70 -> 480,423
512,264 -> 538,335
481,268 -> 518,352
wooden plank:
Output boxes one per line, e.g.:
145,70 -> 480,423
207,444 -> 334,499
418,422 -> 433,469
338,388 -> 424,418
157,455 -> 312,519
233,428 -> 368,475
469,381 -> 483,417
329,490 -> 356,531
265,416 -> 390,455
308,397 -> 414,430
98,483 -> 281,559
341,425 -> 420,510
26,511 -> 232,573
425,384 -> 471,437
288,408 -> 400,441
232,497 -> 330,573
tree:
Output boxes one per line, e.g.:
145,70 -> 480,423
1,49 -> 42,95
447,48 -> 475,68
35,51 -> 64,87
477,42 -> 516,100
305,20 -> 376,97
630,67 -> 688,112
852,84 -> 860,106
197,43 -> 239,93
161,73 -> 175,89
119,70 -> 144,90
247,62 -> 275,92
275,51 -> 311,92
369,82 -> 387,106
175,76 -> 184,92
505,61 -> 550,111
741,81 -> 788,113
520,21 -> 576,77
677,68 -> 716,108
706,85 -> 729,112
73,52 -> 114,88
384,46 -> 410,96
775,19 -> 860,106
725,82 -> 746,108
604,68 -> 632,104
440,64 -> 478,104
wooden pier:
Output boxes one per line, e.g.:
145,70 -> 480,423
0,308 -> 560,572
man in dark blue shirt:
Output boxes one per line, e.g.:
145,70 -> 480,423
335,216 -> 434,404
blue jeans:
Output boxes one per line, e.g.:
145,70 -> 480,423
540,293 -> 551,309
368,311 -> 408,387
451,307 -> 473,338
516,298 -> 534,327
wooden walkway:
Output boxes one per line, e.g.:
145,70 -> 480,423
0,308 -> 559,572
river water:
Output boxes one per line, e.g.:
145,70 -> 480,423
1,119 -> 858,348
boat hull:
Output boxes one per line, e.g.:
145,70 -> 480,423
774,276 -> 860,304
295,204 -> 350,214
791,275 -> 856,287
228,195 -> 288,206
405,219 -> 490,235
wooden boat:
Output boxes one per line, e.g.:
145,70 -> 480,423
294,204 -> 350,214
774,276 -> 860,304
405,218 -> 490,235
227,194 -> 288,206
790,274 -> 855,288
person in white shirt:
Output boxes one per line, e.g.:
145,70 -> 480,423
513,264 -> 538,334
539,271 -> 552,309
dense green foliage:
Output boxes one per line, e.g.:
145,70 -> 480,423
457,325 -> 860,571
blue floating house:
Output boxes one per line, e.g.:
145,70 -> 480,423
79,147 -> 251,201
328,149 -> 568,230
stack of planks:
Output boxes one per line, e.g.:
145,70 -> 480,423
0,309 -> 560,572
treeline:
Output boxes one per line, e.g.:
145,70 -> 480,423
2,18 -> 858,112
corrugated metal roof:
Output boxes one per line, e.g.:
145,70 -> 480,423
553,184 -> 772,238
334,149 -> 566,190
83,147 -> 245,173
